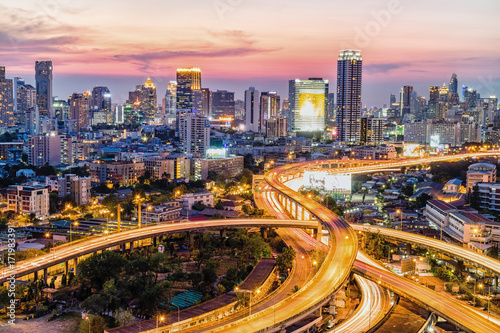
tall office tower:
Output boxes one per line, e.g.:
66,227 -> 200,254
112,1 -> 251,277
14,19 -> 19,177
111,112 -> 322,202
179,112 -> 210,155
244,87 -> 260,132
163,81 -> 177,114
201,88 -> 211,117
211,90 -> 235,119
35,60 -> 53,118
428,86 -> 440,119
53,97 -> 69,121
176,67 -> 201,110
91,86 -> 112,123
234,99 -> 245,121
260,91 -> 280,130
141,78 -> 157,123
13,77 -> 24,123
336,50 -> 362,142
360,116 -> 384,144
449,73 -> 459,104
289,78 -> 329,136
266,117 -> 287,138
400,86 -> 413,118
463,86 -> 479,110
69,91 -> 91,131
25,106 -> 40,135
0,66 -> 14,127
327,93 -> 335,124
281,98 -> 289,117
16,81 -> 36,124
390,93 -> 396,106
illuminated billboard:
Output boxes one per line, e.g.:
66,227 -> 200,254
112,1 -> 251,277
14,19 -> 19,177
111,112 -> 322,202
430,135 -> 440,148
299,92 -> 325,117
303,171 -> 351,198
205,148 -> 227,159
403,143 -> 423,157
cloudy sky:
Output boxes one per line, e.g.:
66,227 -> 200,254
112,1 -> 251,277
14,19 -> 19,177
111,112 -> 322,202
1,0 -> 500,106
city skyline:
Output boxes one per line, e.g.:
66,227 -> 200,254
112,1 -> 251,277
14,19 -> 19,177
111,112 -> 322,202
1,0 -> 500,106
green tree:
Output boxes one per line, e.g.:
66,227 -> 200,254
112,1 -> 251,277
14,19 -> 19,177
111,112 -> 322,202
113,308 -> 133,327
413,193 -> 433,209
78,251 -> 126,289
49,192 -> 61,214
80,314 -> 107,333
276,246 -> 296,274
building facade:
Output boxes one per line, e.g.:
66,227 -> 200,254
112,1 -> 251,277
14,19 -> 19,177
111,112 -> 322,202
7,184 -> 50,219
336,50 -> 362,142
35,60 -> 53,118
289,78 -> 328,135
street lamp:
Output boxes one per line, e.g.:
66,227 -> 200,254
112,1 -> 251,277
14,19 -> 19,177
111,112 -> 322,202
396,209 -> 403,231
147,205 -> 153,226
70,222 -> 78,243
45,232 -> 54,248
85,315 -> 90,333
156,314 -> 165,333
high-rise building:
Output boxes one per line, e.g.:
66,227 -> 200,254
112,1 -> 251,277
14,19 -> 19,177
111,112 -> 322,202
327,93 -> 335,124
211,90 -> 235,119
0,66 -> 14,127
163,81 -> 177,114
176,67 -> 201,110
463,86 -> 479,110
449,73 -> 459,104
27,131 -> 61,167
57,174 -> 91,205
336,50 -> 362,143
289,78 -> 329,135
141,78 -> 157,123
428,86 -> 440,119
244,87 -> 260,132
35,60 -> 53,118
179,113 -> 210,155
260,91 -> 280,129
69,91 -> 91,131
17,83 -> 36,124
400,86 -> 413,117
390,93 -> 396,105
266,117 -> 288,138
360,116 -> 384,144
201,88 -> 211,117
91,86 -> 112,122
53,97 -> 69,121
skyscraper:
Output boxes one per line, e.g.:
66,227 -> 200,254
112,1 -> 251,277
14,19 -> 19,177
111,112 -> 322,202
327,92 -> 335,124
35,60 -> 53,118
428,86 -> 440,119
70,91 -> 91,131
179,112 -> 210,155
449,73 -> 459,105
176,67 -> 201,110
336,50 -> 362,142
91,86 -> 112,123
0,66 -> 14,127
400,86 -> 413,118
260,91 -> 280,130
211,90 -> 235,119
201,88 -> 211,117
289,78 -> 329,135
163,81 -> 177,114
244,87 -> 260,132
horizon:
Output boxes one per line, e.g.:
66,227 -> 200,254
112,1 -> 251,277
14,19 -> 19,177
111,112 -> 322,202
2,0 -> 500,106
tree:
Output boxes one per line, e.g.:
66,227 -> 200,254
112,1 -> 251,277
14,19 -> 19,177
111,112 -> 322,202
401,185 -> 414,197
78,251 -> 126,289
248,236 -> 271,261
113,309 -> 133,327
49,192 -> 61,214
276,246 -> 296,274
80,314 -> 107,333
192,201 -> 207,211
413,193 -> 433,209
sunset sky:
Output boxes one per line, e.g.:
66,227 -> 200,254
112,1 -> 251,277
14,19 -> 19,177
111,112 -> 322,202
1,0 -> 500,106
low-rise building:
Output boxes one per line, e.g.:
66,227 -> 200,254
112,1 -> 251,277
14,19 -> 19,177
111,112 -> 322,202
7,184 -> 50,218
466,163 -> 496,194
144,157 -> 176,180
58,174 -> 92,205
179,192 -> 214,209
351,145 -> 397,160
89,161 -> 145,185
193,155 -> 244,180
141,201 -> 182,223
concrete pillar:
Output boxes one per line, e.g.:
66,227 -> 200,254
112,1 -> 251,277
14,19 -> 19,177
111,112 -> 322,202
73,258 -> 78,276
260,227 -> 268,239
117,203 -> 121,233
130,241 -> 134,251
153,237 -> 157,246
121,244 -> 125,252
317,221 -> 322,245
43,268 -> 48,284
34,271 -> 38,281
220,229 -> 226,238
65,261 -> 69,274
406,244 -> 412,256
495,276 -> 499,292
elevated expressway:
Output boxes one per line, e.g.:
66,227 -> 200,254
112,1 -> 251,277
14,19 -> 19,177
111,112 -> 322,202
259,155 -> 500,333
